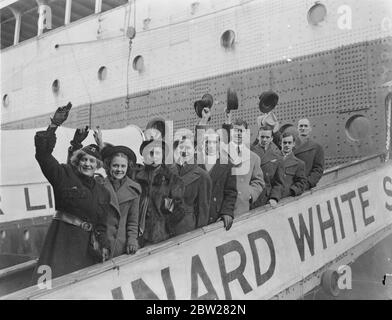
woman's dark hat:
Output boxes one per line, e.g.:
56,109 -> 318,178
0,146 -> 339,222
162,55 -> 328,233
139,139 -> 169,157
81,144 -> 102,161
259,91 -> 279,113
101,145 -> 136,164
194,93 -> 213,118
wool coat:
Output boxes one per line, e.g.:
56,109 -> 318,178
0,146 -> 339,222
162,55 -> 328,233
103,176 -> 141,258
169,163 -> 212,236
269,152 -> 307,202
32,130 -> 110,284
294,138 -> 325,190
251,142 -> 282,207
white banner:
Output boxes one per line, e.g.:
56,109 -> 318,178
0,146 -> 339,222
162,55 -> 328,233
27,162 -> 392,300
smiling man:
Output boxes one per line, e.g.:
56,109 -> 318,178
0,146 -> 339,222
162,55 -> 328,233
269,132 -> 307,205
294,118 -> 325,191
251,125 -> 282,207
227,118 -> 264,216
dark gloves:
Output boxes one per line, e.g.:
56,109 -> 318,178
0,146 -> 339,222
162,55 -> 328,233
50,102 -> 72,127
71,126 -> 89,148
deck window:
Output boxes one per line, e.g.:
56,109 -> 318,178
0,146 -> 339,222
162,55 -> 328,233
19,9 -> 39,42
43,0 -> 66,33
101,0 -> 128,13
71,0 -> 95,23
0,13 -> 15,49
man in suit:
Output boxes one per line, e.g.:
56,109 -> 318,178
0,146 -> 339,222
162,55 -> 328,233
199,129 -> 238,231
251,125 -> 282,207
227,119 -> 265,216
269,132 -> 307,205
294,118 -> 325,190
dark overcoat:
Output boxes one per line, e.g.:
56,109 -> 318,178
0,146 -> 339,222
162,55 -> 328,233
32,130 -> 110,284
200,159 -> 237,224
135,165 -> 185,245
251,142 -> 282,207
103,176 -> 141,258
169,163 -> 212,236
294,139 -> 325,190
269,152 -> 307,202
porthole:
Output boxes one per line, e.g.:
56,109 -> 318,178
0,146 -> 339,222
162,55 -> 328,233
307,2 -> 327,25
23,230 -> 30,241
98,66 -> 107,80
220,30 -> 235,49
2,94 -> 9,107
0,230 -> 5,239
133,55 -> 144,72
345,115 -> 370,141
52,79 -> 60,94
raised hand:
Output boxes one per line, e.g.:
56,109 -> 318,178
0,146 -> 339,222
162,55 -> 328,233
72,126 -> 89,145
93,126 -> 103,149
50,102 -> 72,127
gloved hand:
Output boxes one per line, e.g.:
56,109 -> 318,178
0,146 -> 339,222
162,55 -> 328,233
101,248 -> 110,262
71,126 -> 89,146
93,126 -> 104,149
126,242 -> 139,255
220,214 -> 233,231
50,102 -> 72,126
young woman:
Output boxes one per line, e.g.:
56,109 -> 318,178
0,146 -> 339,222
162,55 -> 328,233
32,104 -> 110,284
136,139 -> 185,246
100,145 -> 141,258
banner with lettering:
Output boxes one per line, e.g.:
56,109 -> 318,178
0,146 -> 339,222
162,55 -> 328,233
21,162 -> 392,300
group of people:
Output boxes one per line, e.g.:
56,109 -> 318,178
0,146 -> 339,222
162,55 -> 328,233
31,100 -> 325,284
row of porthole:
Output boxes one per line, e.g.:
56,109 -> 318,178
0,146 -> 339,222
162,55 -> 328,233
0,3 -> 335,108
0,229 -> 30,240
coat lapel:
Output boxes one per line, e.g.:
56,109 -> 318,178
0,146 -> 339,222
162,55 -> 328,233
171,164 -> 200,186
104,177 -> 140,217
294,139 -> 315,155
283,152 -> 298,167
116,177 -> 140,205
104,178 -> 121,216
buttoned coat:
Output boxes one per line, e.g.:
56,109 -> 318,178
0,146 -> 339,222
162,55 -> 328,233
135,165 -> 185,245
103,176 -> 141,258
294,138 -> 325,190
269,152 -> 307,202
32,130 -> 110,284
169,163 -> 212,236
251,142 -> 282,207
200,159 -> 238,224
229,145 -> 265,216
